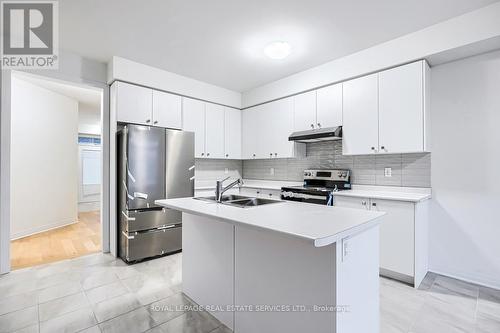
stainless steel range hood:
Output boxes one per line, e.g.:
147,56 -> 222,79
288,126 -> 342,143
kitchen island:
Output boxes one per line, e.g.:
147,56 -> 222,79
156,197 -> 385,333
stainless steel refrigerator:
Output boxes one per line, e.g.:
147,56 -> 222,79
117,124 -> 194,263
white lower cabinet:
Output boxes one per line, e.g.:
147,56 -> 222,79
334,195 -> 429,287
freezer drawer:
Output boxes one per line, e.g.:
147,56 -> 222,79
121,207 -> 181,232
119,226 -> 182,263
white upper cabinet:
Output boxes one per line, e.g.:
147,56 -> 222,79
270,97 -> 295,158
293,91 -> 317,132
378,61 -> 429,153
342,60 -> 430,155
152,90 -> 182,129
224,108 -> 242,159
241,107 -> 259,159
342,74 -> 379,155
205,104 -> 225,159
115,82 -> 153,125
316,83 -> 343,128
182,98 -> 206,158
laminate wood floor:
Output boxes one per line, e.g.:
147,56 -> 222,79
10,211 -> 101,270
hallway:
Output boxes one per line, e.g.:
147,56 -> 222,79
10,211 -> 101,270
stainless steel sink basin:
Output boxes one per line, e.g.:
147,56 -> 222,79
194,195 -> 283,208
224,197 -> 280,208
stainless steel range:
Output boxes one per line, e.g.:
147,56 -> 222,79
281,169 -> 351,205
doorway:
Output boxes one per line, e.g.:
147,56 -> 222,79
8,72 -> 104,269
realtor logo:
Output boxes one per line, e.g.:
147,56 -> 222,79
1,1 -> 58,69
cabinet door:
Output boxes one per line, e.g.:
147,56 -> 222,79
316,83 -> 342,128
115,82 -> 152,125
152,90 -> 182,129
293,91 -> 317,132
182,98 -> 205,158
255,103 -> 272,159
270,97 -> 295,158
241,107 -> 258,159
205,103 -> 225,159
379,61 -> 424,153
342,74 -> 379,155
370,199 -> 415,277
224,108 -> 241,159
333,196 -> 370,210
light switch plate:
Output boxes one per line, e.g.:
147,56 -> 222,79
384,167 -> 392,177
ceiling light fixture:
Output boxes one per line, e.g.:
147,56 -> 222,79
264,41 -> 291,60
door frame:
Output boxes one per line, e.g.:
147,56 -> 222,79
0,70 -> 110,274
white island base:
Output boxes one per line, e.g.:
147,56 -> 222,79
182,213 -> 380,333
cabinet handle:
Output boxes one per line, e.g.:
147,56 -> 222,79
317,123 -> 321,128
201,153 -> 205,156
225,154 -> 229,158
270,153 -> 273,157
372,202 -> 377,207
274,153 -> 277,157
361,201 -> 367,206
207,152 -> 210,157
380,146 -> 386,151
371,147 -> 378,152
269,193 -> 273,197
146,119 -> 151,123
253,154 -> 256,158
256,191 -> 260,194
153,120 -> 158,125
310,124 -> 315,129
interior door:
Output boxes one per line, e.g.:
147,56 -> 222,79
205,103 -> 225,158
378,61 -> 424,153
182,98 -> 206,158
126,125 -> 165,210
342,74 -> 379,155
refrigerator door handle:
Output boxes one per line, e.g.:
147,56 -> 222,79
122,231 -> 135,240
121,211 -> 136,221
133,192 -> 148,200
188,165 -> 195,171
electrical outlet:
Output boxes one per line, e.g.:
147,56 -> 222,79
270,167 -> 275,176
224,168 -> 228,174
384,167 -> 392,177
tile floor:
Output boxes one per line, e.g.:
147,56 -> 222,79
1,252 -> 499,333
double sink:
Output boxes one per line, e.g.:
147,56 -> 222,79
194,194 -> 282,208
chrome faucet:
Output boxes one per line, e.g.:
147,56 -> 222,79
215,177 -> 243,202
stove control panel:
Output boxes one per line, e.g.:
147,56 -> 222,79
303,169 -> 350,181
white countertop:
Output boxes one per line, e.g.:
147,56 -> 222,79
155,197 -> 385,248
196,179 -> 431,202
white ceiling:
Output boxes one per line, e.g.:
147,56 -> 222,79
15,72 -> 102,110
60,0 -> 498,92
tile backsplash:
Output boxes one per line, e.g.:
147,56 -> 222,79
242,140 -> 431,187
195,159 -> 243,183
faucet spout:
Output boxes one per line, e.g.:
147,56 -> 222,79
215,177 -> 243,202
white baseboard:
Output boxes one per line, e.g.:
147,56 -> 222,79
78,201 -> 100,212
429,269 -> 500,290
11,217 -> 77,240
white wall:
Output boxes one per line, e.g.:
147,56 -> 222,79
242,2 -> 500,107
78,102 -> 101,135
108,56 -> 242,109
10,77 -> 79,239
429,50 -> 500,289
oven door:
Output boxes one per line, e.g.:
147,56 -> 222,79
281,191 -> 331,205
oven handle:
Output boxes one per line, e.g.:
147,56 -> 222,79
281,191 -> 328,201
